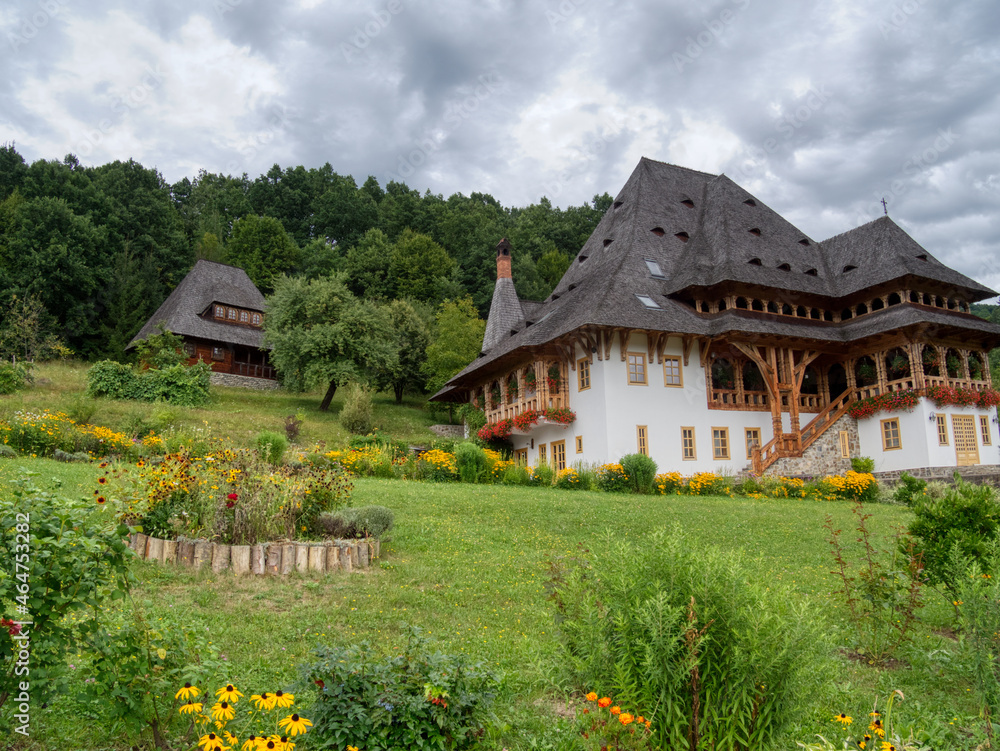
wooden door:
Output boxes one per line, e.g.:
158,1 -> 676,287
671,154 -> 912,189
953,415 -> 980,466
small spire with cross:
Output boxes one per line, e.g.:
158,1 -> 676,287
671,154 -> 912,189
881,197 -> 888,216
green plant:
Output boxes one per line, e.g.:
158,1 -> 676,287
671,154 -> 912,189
955,542 -> 1000,740
531,463 -> 555,486
341,382 -> 375,435
301,629 -> 499,751
851,456 -> 875,473
455,442 -> 489,484
457,403 -> 486,437
0,476 -> 136,710
500,464 -> 531,486
255,430 -> 288,464
86,360 -> 211,407
595,463 -> 629,493
550,528 -> 821,751
826,503 -> 924,664
133,323 -> 187,370
892,472 -> 927,506
0,362 -> 33,394
316,505 -> 395,539
285,410 -> 304,442
905,475 -> 1000,598
619,453 -> 657,494
67,394 -> 98,425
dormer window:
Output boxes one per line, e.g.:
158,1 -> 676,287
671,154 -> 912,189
613,200 -> 623,209
777,263 -> 791,271
214,305 -> 225,318
805,268 -> 818,276
916,254 -> 928,261
578,254 -> 588,263
675,232 -> 690,242
252,313 -> 262,325
228,308 -> 237,320
748,258 -> 762,266
240,311 -> 249,322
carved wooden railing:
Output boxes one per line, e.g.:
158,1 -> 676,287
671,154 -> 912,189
752,387 -> 859,474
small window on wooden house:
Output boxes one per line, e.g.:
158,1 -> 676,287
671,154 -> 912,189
228,308 -> 237,320
796,306 -> 807,317
856,303 -> 868,315
810,308 -> 821,320
823,310 -> 834,321
871,298 -> 884,311
215,305 -> 225,318
240,311 -> 249,322
718,299 -> 727,311
748,258 -> 762,266
888,293 -> 902,306
681,199 -> 695,208
782,303 -> 793,315
700,301 -> 711,313
252,313 -> 262,325
751,299 -> 764,311
841,308 -> 853,320
675,232 -> 690,242
212,347 -> 225,361
749,228 -> 762,236
777,262 -> 790,271
909,291 -> 919,303
184,342 -> 196,357
735,297 -> 748,309
767,301 -> 779,314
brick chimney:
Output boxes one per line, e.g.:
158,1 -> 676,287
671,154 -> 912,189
496,238 -> 512,279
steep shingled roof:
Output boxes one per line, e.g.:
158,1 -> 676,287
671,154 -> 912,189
434,157 -> 1000,398
128,260 -> 267,349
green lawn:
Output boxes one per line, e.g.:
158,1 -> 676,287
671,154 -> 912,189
2,457 -> 981,750
0,360 -> 444,448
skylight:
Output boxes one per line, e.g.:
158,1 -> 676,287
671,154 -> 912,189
805,268 -> 818,276
636,294 -> 661,309
644,258 -> 665,278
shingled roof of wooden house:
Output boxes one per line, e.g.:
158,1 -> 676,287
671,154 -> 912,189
434,157 -> 1000,399
128,260 -> 267,349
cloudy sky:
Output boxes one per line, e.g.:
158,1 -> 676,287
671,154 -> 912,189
3,0 -> 1000,290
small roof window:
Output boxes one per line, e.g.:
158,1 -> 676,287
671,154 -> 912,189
681,199 -> 695,208
651,227 -> 665,236
749,228 -> 761,236
613,200 -> 623,209
675,232 -> 690,242
603,238 -> 613,247
805,268 -> 818,276
578,254 -> 588,263
916,254 -> 928,261
644,258 -> 665,278
843,264 -> 857,273
636,294 -> 661,309
798,239 -> 811,246
748,258 -> 763,266
743,198 -> 757,207
777,262 -> 791,271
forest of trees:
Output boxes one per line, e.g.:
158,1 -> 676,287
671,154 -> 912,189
0,144 -> 611,374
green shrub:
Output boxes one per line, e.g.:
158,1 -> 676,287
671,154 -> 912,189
531,463 -> 554,486
255,430 -> 288,464
316,506 -> 395,539
0,444 -> 15,458
86,360 -> 210,406
851,456 -> 876,473
0,362 -> 33,395
340,382 -> 374,435
458,403 -> 486,437
550,527 -> 821,751
455,442 -> 489,483
892,472 -> 927,506
500,464 -> 531,486
301,630 -> 499,751
595,463 -> 630,492
555,467 -> 584,490
956,542 -> 1000,727
86,360 -> 139,399
906,475 -> 1000,594
67,395 -> 98,425
619,453 -> 657,494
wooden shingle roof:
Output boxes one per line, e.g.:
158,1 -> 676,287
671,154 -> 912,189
437,157 -> 1000,398
128,260 -> 267,349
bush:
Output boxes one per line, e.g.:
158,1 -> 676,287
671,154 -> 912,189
317,505 -> 395,539
301,630 -> 499,751
595,463 -> 629,492
0,362 -> 32,394
255,430 -> 288,464
956,542 -> 1000,727
892,472 -> 927,506
0,444 -> 15,458
499,464 -> 531,486
340,382 -> 374,435
67,395 -> 98,425
555,467 -> 584,490
851,456 -> 876,473
906,475 -> 1000,594
531,463 -> 554,486
620,453 -> 657,493
550,527 -> 821,751
86,360 -> 211,407
455,442 -> 489,483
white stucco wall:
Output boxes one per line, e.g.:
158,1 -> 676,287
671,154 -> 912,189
857,397 -> 1000,473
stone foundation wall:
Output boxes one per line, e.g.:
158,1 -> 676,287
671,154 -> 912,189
430,424 -> 466,439
129,534 -> 379,575
874,465 -> 1000,485
210,372 -> 281,390
766,414 -> 860,477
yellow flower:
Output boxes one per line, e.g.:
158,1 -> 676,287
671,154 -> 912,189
216,684 -> 243,703
212,701 -> 236,722
180,701 -> 203,715
834,712 -> 853,725
619,712 -> 634,725
198,732 -> 226,751
348,747 -> 359,751
272,690 -> 294,708
224,731 -> 239,745
176,683 -> 201,700
242,736 -> 260,751
251,693 -> 272,710
278,713 -> 313,736
585,691 -> 598,702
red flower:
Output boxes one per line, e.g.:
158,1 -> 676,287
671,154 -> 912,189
315,679 -> 325,689
227,493 -> 238,500
226,501 -> 235,509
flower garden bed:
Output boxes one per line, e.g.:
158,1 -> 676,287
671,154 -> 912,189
128,532 -> 379,575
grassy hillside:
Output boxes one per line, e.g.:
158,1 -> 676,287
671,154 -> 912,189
0,360 -> 444,448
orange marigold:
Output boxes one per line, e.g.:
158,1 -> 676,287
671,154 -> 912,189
585,692 -> 598,702
598,697 -> 612,708
610,706 -> 621,716
619,713 -> 634,725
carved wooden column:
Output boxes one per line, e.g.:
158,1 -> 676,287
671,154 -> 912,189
909,341 -> 925,390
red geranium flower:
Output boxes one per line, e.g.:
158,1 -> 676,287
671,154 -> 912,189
227,493 -> 238,500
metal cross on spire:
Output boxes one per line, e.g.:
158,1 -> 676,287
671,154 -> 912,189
881,197 -> 888,216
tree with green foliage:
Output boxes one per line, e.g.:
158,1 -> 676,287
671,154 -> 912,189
423,296 -> 486,394
264,274 -> 395,411
389,229 -> 457,304
226,214 -> 300,293
133,323 -> 187,369
0,292 -> 66,361
373,299 -> 431,403
344,228 -> 394,299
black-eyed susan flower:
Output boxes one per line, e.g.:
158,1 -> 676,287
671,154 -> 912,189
834,712 -> 853,725
198,732 -> 224,751
278,713 -> 313,736
98,476 -> 107,485
176,683 -> 201,700
96,496 -> 107,505
241,736 -> 258,751
251,693 -> 272,710
179,701 -> 203,715
271,690 -> 293,708
211,700 -> 235,722
223,730 -> 238,745
216,684 -> 243,703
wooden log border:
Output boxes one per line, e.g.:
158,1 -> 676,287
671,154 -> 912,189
128,534 -> 379,575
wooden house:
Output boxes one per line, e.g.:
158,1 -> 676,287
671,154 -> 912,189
433,158 -> 1000,476
128,260 -> 274,380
